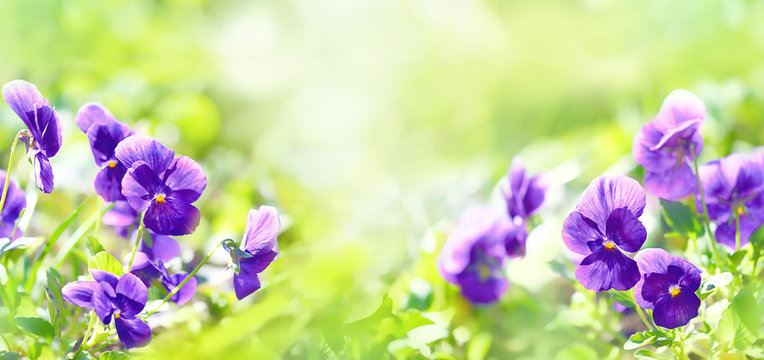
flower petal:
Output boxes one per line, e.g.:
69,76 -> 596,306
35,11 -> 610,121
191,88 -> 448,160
638,272 -> 671,306
94,165 -> 128,202
561,211 -> 603,255
116,273 -> 147,317
128,252 -> 163,287
61,281 -> 98,308
576,176 -> 646,232
33,151 -> 54,193
115,316 -> 152,349
715,214 -> 764,250
455,271 -> 509,305
89,269 -> 120,288
643,164 -> 697,201
634,248 -> 675,276
162,273 -> 197,306
93,282 -> 116,325
652,290 -> 700,329
144,199 -> 201,236
240,249 -> 278,274
632,122 -> 678,173
121,162 -> 162,212
242,206 -> 281,254
139,232 -> 180,263
437,206 -> 503,282
233,267 -> 262,300
86,122 -> 131,167
574,247 -> 640,291
114,135 -> 174,175
605,208 -> 647,253
75,102 -> 118,133
522,174 -> 547,218
503,223 -> 528,258
652,89 -> 706,133
102,201 -> 138,228
2,80 -> 50,134
164,156 -> 206,202
0,170 -> 26,239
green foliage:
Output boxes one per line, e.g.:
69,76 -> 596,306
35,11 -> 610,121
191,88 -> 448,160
718,285 -> 760,351
87,252 -> 123,276
14,317 -> 54,342
660,200 -> 704,240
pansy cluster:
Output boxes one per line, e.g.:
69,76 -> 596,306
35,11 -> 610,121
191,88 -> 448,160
0,80 -> 282,350
438,157 -> 547,304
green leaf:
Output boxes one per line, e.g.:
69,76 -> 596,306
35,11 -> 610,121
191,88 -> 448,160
718,285 -> 760,350
86,236 -> 105,254
14,317 -> 54,341
633,349 -> 658,360
699,272 -> 733,298
467,332 -> 492,360
608,289 -> 635,309
660,200 -> 704,239
728,250 -> 748,267
98,351 -> 130,360
87,252 -> 123,276
0,352 -> 22,360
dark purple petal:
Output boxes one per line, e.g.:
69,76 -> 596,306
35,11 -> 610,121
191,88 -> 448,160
652,89 -> 706,133
455,270 -> 509,305
115,273 -> 147,317
128,252 -> 163,286
75,102 -> 118,133
94,165 -> 128,202
163,156 -> 206,202
652,290 -> 700,329
162,273 -> 196,306
643,164 -> 697,201
114,135 -> 174,175
576,176 -> 646,232
33,151 -> 54,193
0,170 -> 26,239
639,272 -> 671,305
522,174 -> 547,217
233,267 -> 262,300
698,159 -> 732,201
240,249 -> 278,274
574,247 -> 640,291
86,122 -> 132,167
143,199 -> 201,236
605,208 -> 647,253
503,223 -> 528,258
242,206 -> 281,255
671,260 -> 701,291
121,162 -> 163,212
89,269 -> 120,289
561,211 -> 603,255
36,105 -> 62,157
508,156 -> 526,197
61,281 -> 97,308
2,80 -> 62,157
93,282 -> 117,325
114,316 -> 151,349
633,249 -> 701,308
715,214 -> 764,250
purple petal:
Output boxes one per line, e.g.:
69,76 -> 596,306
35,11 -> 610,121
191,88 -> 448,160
94,165 -> 128,202
522,174 -> 547,217
652,89 -> 706,133
698,159 -> 733,201
86,122 -> 132,167
562,211 -> 603,255
715,214 -> 764,250
242,206 -> 281,254
162,273 -> 197,306
115,316 -> 152,349
632,123 -> 678,173
644,164 -> 697,201
726,154 -> 764,199
102,201 -> 138,228
455,271 -> 509,305
2,80 -> 62,157
139,233 -> 180,263
652,290 -> 700,329
634,248 -> 675,276
61,281 -> 97,308
639,272 -> 671,305
437,206 -> 504,282
233,267 -> 262,300
115,273 -> 147,317
240,249 -> 278,274
650,119 -> 702,151
143,199 -> 201,236
121,162 -> 162,212
503,223 -> 528,258
114,135 -> 174,175
33,151 -> 54,193
89,269 -> 120,289
576,176 -> 646,233
128,252 -> 163,287
164,157 -> 206,202
605,208 -> 647,252
575,247 -> 640,291
0,170 -> 26,239
93,282 -> 117,325
75,102 -> 118,133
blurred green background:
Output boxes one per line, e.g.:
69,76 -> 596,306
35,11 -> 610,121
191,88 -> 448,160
1,0 -> 764,358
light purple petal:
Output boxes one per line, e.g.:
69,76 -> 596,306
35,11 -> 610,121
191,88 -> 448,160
33,151 -> 54,193
61,281 -> 97,308
143,199 -> 201,236
652,290 -> 700,329
634,248 -> 675,276
725,154 -> 764,199
114,135 -> 174,175
574,247 -> 640,291
242,206 -> 281,254
89,269 -> 120,289
632,123 -> 678,173
121,162 -> 161,212
115,316 -> 152,349
115,273 -> 147,317
102,201 -> 138,228
2,80 -> 50,133
128,252 -> 162,287
94,165 -> 127,202
163,273 -> 197,306
562,211 -> 603,255
75,102 -> 118,133
605,208 -> 647,253
164,156 -> 206,202
698,159 -> 733,201
652,89 -> 706,133
644,164 -> 697,201
715,214 -> 764,250
576,176 -> 646,233
143,233 -> 180,263
93,282 -> 116,325
650,119 -> 702,151
437,206 -> 503,282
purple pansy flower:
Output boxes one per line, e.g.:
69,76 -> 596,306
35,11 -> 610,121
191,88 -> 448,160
129,232 -> 197,305
634,248 -> 701,329
228,206 -> 280,300
632,90 -> 705,200
114,135 -> 207,236
1,80 -> 62,193
75,103 -> 135,202
62,270 -> 151,348
500,157 -> 547,258
697,153 -> 764,249
438,206 -> 510,304
562,176 -> 647,291
0,170 -> 26,240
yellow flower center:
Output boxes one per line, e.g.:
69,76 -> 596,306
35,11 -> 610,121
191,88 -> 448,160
670,286 -> 681,298
115,312 -> 121,319
479,265 -> 491,282
107,160 -> 117,168
737,206 -> 745,216
604,241 -> 616,250
155,194 -> 166,204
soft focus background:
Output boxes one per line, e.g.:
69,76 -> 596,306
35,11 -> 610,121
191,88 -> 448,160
1,0 -> 763,358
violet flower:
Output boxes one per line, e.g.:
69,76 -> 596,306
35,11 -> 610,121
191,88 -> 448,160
634,248 -> 701,329
0,170 -> 26,240
62,270 -> 151,348
114,135 -> 207,236
632,90 -> 705,200
129,232 -> 197,305
562,176 -> 647,291
698,153 -> 764,249
438,206 -> 510,304
500,157 -> 546,258
75,103 -> 135,202
227,206 -> 280,300
1,80 -> 62,193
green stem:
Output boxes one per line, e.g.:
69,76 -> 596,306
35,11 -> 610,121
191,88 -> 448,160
635,305 -> 657,332
125,212 -> 145,272
0,130 -> 24,218
142,241 -> 223,318
691,146 -> 722,270
735,210 -> 741,252
73,311 -> 96,358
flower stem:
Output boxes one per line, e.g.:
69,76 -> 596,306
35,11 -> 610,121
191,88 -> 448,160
690,147 -> 722,270
635,304 -> 657,332
73,311 -> 95,359
0,130 -> 24,217
125,211 -> 145,273
143,241 -> 223,318
735,210 -> 741,252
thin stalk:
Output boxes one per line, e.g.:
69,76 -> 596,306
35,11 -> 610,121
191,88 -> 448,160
142,241 -> 223,318
125,212 -> 145,272
0,130 -> 24,216
635,305 -> 657,332
735,210 -> 741,252
73,311 -> 96,359
691,147 -> 722,269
